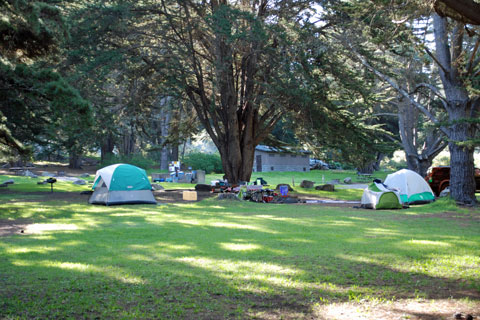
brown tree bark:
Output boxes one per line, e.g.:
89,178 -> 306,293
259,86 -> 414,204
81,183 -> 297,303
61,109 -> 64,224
100,133 -> 114,162
158,98 -> 171,170
118,125 -> 136,156
68,151 -> 82,169
433,14 -> 478,204
434,0 -> 480,25
179,0 -> 282,183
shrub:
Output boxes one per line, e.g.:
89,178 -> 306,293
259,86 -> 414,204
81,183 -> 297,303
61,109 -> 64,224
99,154 -> 156,169
383,158 -> 407,171
327,161 -> 343,170
183,152 -> 223,173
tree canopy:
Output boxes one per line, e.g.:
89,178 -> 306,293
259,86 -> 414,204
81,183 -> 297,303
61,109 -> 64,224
2,0 -> 479,203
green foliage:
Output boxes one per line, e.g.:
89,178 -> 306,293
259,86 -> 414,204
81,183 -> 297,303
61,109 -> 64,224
0,1 -> 93,161
383,158 -> 407,171
0,0 -> 67,61
99,153 -> 156,170
183,152 -> 223,174
0,62 -> 94,159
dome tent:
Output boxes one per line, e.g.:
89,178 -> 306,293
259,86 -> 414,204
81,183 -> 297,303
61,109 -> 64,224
384,169 -> 435,205
361,182 -> 402,210
89,164 -> 156,205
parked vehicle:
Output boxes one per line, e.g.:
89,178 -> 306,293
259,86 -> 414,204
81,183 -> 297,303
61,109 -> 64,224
425,166 -> 480,196
309,159 -> 329,170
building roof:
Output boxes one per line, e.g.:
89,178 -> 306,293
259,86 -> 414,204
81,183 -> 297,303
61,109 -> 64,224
255,145 -> 311,154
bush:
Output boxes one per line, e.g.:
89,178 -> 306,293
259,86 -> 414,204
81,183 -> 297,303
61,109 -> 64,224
183,152 -> 223,173
383,158 -> 407,171
327,161 -> 343,170
99,154 -> 156,169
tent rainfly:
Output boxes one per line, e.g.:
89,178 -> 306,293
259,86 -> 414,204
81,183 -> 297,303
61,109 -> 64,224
89,164 -> 156,205
384,169 -> 435,205
361,182 -> 402,210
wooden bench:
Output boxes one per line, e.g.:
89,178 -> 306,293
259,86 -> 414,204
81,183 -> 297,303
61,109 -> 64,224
9,167 -> 26,175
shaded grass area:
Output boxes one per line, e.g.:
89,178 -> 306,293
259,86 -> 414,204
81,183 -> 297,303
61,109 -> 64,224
0,195 -> 479,319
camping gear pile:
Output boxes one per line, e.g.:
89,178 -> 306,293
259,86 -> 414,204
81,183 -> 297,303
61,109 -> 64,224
237,183 -> 298,203
244,188 -> 278,203
361,169 -> 435,209
210,179 -> 231,193
89,164 -> 156,205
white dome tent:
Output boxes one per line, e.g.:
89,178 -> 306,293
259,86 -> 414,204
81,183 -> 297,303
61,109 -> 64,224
384,169 -> 435,205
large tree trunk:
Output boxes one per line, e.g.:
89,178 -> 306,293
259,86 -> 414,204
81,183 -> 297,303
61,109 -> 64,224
180,1 -> 280,184
160,147 -> 169,171
101,133 -> 114,162
449,120 -> 476,203
434,15 -> 477,204
170,145 -> 179,162
217,139 -> 255,183
405,155 -> 433,178
158,101 -> 171,171
119,125 -> 136,156
68,151 -> 82,169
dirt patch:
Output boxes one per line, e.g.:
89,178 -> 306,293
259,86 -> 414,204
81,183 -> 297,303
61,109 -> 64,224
153,189 -> 216,203
316,299 -> 479,320
0,218 -> 33,237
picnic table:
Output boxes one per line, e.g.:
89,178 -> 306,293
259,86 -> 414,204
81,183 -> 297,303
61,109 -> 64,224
357,172 -> 373,182
9,167 -> 34,175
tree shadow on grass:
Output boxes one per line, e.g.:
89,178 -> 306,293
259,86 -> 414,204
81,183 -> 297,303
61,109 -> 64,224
1,200 -> 479,318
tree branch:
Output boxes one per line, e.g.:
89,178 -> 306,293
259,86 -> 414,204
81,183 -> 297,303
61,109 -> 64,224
434,0 -> 480,26
348,46 -> 449,135
411,82 -> 448,107
424,47 -> 449,75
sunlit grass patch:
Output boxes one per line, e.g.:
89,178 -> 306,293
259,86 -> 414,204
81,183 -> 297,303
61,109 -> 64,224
156,170 -> 387,191
291,187 -> 364,201
0,193 -> 479,318
0,174 -> 90,193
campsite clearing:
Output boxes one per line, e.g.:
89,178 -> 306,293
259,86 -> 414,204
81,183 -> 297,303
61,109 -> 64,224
0,180 -> 479,319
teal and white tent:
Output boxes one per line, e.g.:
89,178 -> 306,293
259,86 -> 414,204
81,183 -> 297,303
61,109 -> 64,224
384,169 -> 435,205
89,164 -> 156,205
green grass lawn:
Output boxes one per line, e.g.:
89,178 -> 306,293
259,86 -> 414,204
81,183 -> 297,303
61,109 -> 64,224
0,175 -> 91,193
0,185 -> 479,318
151,169 -> 387,188
0,170 -> 366,202
152,170 -> 372,201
